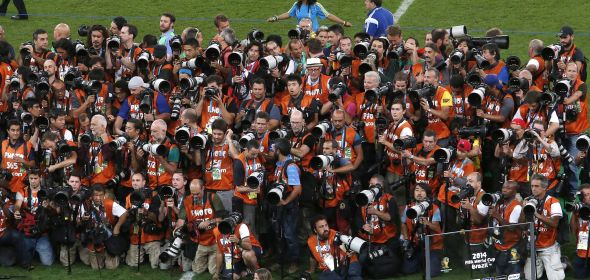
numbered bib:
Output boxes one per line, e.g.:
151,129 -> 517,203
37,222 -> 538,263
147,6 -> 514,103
578,231 -> 588,250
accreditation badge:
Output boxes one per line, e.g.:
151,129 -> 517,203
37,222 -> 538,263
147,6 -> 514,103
212,169 -> 221,181
509,248 -> 520,264
577,231 -> 588,250
441,256 -> 452,273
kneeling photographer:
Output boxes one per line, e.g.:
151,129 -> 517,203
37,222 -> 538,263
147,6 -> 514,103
400,183 -> 442,277
353,174 -> 401,278
568,183 -> 590,279
306,214 -> 363,280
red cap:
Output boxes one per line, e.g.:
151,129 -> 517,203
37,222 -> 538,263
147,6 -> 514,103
511,118 -> 526,128
457,139 -> 472,152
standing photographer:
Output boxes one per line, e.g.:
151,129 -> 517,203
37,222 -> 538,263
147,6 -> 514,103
325,109 -> 363,171
421,68 -> 452,147
144,120 -> 179,189
400,183 -> 442,277
83,115 -> 115,186
402,130 -> 440,197
520,174 -> 565,280
233,139 -> 264,236
489,180 -> 522,276
459,173 -> 489,260
1,119 -> 36,194
278,74 -> 320,131
570,183 -> 590,279
195,75 -> 238,130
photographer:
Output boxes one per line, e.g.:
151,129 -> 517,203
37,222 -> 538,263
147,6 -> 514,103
447,75 -> 475,127
554,26 -> 585,81
80,115 -> 116,186
570,183 -> 590,279
306,214 -> 362,280
143,120 -> 179,189
175,179 -> 225,275
213,212 -> 262,280
0,186 -> 27,268
87,25 -> 108,58
420,68 -> 452,147
354,174 -> 401,278
113,173 -> 162,269
325,109 -> 363,171
519,174 -> 565,280
172,38 -> 200,76
14,170 -> 54,267
112,118 -> 143,203
84,184 -> 126,269
114,76 -> 172,135
512,120 -> 560,195
391,73 -> 420,123
1,119 -> 36,193
57,174 -> 90,267
286,109 -> 317,173
495,119 -> 528,195
481,43 -> 508,84
302,58 -> 331,104
237,78 -> 281,130
146,45 -> 173,84
18,29 -> 51,70
489,180 -> 522,276
49,109 -> 74,141
105,24 -> 139,81
278,74 -> 320,131
41,131 -> 77,187
512,90 -> 559,137
195,75 -> 238,129
314,139 -> 354,232
400,183 -> 442,277
233,139 -> 264,236
402,130 -> 441,196
458,173 -> 489,268
525,39 -> 548,90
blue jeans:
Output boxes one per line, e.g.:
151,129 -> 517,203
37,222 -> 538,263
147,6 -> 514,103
0,228 -> 26,266
319,261 -> 363,280
565,134 -> 580,194
573,255 -> 590,279
278,203 -> 300,263
23,235 -> 54,266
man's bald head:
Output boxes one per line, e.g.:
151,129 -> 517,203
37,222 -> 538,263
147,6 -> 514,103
54,23 -> 71,41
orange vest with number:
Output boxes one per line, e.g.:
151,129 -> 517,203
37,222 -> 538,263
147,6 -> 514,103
308,229 -> 358,271
146,138 -> 176,189
358,193 -> 397,244
534,196 -> 560,249
1,140 -> 32,193
233,152 -> 264,205
404,202 -> 443,250
383,120 -> 413,175
325,127 -> 359,164
89,136 -> 116,185
183,195 -> 216,245
574,213 -> 590,258
125,194 -> 162,245
204,143 -> 234,191
302,74 -> 331,103
494,199 -> 522,251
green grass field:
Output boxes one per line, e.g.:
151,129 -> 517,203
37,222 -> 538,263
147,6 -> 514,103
0,0 -> 588,279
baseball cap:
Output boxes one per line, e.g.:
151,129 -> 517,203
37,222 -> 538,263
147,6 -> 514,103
128,76 -> 149,90
557,26 -> 574,37
483,74 -> 502,89
511,118 -> 526,128
457,139 -> 472,152
306,57 -> 322,68
153,45 -> 167,59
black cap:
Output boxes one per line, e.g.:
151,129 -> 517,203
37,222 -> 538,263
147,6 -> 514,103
557,26 -> 574,37
153,45 -> 167,59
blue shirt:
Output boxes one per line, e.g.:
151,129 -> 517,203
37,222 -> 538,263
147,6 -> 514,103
276,155 -> 301,186
117,93 -> 171,120
159,29 -> 175,55
364,7 -> 395,38
288,2 -> 330,32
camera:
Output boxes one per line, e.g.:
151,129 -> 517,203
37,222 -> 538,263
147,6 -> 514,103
190,133 -> 209,150
355,186 -> 381,207
79,131 -> 93,145
74,40 -> 89,57
0,169 -> 13,182
506,56 -> 521,72
470,49 -> 490,69
451,185 -> 474,203
247,172 -> 264,188
259,55 -> 285,70
353,41 -> 371,59
179,76 -> 204,91
310,155 -> 335,170
523,197 -> 539,216
328,82 -> 346,103
107,36 -> 120,51
387,44 -> 405,60
142,143 -> 169,157
56,140 -> 73,155
248,29 -> 265,43
492,128 -> 514,144
170,96 -> 182,121
523,128 -> 540,141
470,35 -> 509,49
151,79 -> 171,94
554,79 -> 572,96
204,87 -> 217,98
466,71 -> 483,88
20,112 -> 33,124
269,128 -> 292,142
334,232 -> 368,257
181,56 -> 206,69
359,51 -> 377,75
447,25 -> 467,38
139,92 -> 152,114
365,84 -> 390,104
158,185 -> 175,199
389,174 -> 415,192
406,201 -> 430,219
576,134 -> 590,151
481,192 -> 503,206
77,24 -> 89,37
433,147 -> 455,164
218,212 -> 243,235
159,227 -> 187,263
239,132 -> 256,147
107,169 -> 130,189
175,126 -> 191,146
287,27 -> 310,41
130,188 -> 149,208
542,44 -> 562,61
64,68 -> 102,92
39,187 -> 71,204
565,203 -> 590,220
169,35 -> 183,53
228,51 -> 243,67
311,121 -> 333,139
236,108 -> 256,132
408,85 -> 436,102
8,75 -> 20,91
137,50 -> 151,69
35,116 -> 50,132
393,136 -> 417,150
267,183 -> 286,205
335,52 -> 352,68
205,41 -> 221,61
458,126 -> 488,138
71,188 -> 91,204
29,71 -> 51,94
450,49 -> 464,65
508,77 -> 529,93
467,87 -> 485,107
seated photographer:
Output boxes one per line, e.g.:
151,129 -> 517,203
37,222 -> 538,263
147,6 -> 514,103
0,187 -> 27,268
402,130 -> 441,197
84,184 -> 126,270
324,109 -> 363,171
420,68 -> 452,147
314,139 -> 354,232
233,139 -> 264,237
306,214 -> 362,280
400,183 -> 442,277
195,74 -> 238,130
437,139 -> 475,231
57,174 -> 90,268
237,78 -> 281,130
14,170 -> 55,268
519,174 -> 565,280
2,119 -> 36,194
278,74 -> 320,131
113,173 -> 163,269
213,212 -> 262,280
489,180 -> 522,276
142,120 -> 179,189
354,174 -> 401,278
570,183 -> 590,279
175,179 -> 224,274
512,90 -> 559,137
512,120 -> 561,195
195,118 -> 239,212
